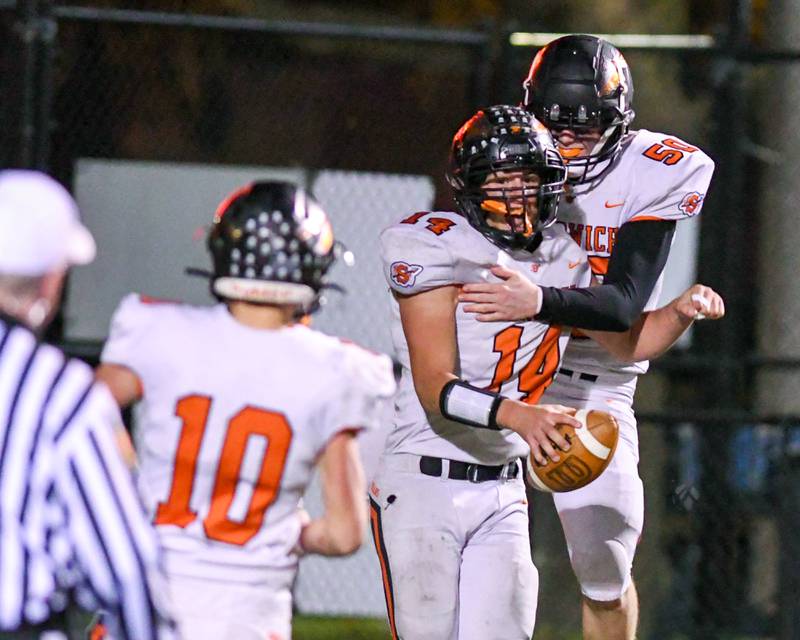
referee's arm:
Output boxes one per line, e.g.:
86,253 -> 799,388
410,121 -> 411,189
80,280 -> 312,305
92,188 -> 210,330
53,385 -> 176,640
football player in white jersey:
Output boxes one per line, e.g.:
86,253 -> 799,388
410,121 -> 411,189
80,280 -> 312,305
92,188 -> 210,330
459,36 -> 717,639
372,106 -> 722,640
94,182 -> 396,640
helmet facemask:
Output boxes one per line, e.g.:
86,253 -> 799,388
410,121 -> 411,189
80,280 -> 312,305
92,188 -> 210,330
458,162 -> 564,251
542,101 -> 631,183
448,107 -> 566,253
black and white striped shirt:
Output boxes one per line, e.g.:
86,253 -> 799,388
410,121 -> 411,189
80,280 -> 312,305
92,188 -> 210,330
0,314 -> 175,639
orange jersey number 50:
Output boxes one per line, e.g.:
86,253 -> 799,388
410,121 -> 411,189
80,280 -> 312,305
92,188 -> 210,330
155,395 -> 293,546
642,137 -> 698,166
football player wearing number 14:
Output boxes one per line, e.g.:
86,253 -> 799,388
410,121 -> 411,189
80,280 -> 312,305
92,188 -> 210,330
459,36 -> 717,640
95,182 -> 396,640
371,106 -> 722,640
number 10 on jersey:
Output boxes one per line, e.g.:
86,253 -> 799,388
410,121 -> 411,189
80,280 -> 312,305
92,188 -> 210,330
154,395 -> 293,546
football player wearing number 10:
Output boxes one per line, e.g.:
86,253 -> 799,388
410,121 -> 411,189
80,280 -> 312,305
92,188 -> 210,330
95,182 -> 396,640
371,106 -> 723,639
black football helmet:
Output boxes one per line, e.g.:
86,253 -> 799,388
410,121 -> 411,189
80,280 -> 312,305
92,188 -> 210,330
446,105 -> 566,252
207,181 -> 336,310
522,34 -> 634,183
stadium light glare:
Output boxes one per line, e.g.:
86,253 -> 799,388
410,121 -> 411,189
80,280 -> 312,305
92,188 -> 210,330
509,32 -> 715,50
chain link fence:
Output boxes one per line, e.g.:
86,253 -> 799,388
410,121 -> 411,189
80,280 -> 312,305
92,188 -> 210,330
44,6 -> 490,198
531,414 -> 800,640
3,2 -> 800,638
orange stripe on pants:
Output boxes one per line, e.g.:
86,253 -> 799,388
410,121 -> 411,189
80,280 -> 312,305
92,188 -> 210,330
369,497 -> 398,640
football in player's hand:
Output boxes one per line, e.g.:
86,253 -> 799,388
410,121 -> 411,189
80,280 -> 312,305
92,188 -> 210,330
525,409 -> 619,493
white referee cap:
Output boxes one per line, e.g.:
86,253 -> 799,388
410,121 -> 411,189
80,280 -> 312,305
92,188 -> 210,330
0,170 -> 96,276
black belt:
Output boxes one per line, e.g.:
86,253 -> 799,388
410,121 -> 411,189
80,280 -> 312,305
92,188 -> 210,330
558,367 -> 598,383
419,456 -> 519,483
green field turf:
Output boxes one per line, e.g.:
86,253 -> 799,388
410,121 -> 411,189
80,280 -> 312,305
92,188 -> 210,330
294,616 -> 391,639
292,617 -> 587,640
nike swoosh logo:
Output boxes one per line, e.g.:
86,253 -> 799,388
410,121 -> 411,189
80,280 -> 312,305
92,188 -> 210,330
568,260 -> 581,269
605,200 -> 625,208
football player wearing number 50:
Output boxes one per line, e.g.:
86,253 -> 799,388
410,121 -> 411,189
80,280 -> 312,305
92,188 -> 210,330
371,106 -> 723,640
459,36 -> 717,640
95,182 -> 396,640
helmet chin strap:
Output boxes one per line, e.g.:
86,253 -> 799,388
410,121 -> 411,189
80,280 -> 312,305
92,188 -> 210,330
590,124 -> 616,157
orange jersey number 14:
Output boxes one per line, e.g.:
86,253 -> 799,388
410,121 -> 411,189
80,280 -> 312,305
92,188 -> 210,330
488,325 -> 561,404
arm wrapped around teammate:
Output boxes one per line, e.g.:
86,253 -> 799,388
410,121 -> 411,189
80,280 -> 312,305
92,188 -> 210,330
460,220 -> 676,329
536,219 -> 676,330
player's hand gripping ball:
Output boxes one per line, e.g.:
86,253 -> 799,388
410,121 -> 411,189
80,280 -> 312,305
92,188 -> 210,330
525,409 -> 619,492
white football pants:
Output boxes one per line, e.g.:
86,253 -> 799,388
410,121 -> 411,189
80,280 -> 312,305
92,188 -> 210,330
542,372 -> 645,602
167,571 -> 293,640
370,452 -> 537,640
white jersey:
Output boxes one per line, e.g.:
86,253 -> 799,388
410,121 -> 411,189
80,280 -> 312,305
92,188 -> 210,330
101,295 -> 395,584
380,211 -> 590,466
556,128 -> 714,378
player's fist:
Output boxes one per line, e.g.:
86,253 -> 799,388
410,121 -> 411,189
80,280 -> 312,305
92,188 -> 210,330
673,284 -> 725,322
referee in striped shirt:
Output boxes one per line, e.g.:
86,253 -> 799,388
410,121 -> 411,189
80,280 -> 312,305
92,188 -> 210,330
0,171 -> 176,639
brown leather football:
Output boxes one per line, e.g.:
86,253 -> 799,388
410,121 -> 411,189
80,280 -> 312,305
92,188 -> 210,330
525,409 -> 619,493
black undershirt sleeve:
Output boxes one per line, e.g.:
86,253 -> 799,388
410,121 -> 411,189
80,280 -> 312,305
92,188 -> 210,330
535,219 -> 677,332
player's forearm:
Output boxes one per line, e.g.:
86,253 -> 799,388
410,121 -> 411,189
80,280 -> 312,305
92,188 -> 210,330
494,396 -> 527,431
538,284 -> 638,331
406,331 -> 460,414
586,305 -> 691,363
414,371 -> 460,415
630,303 -> 693,360
300,432 -> 367,556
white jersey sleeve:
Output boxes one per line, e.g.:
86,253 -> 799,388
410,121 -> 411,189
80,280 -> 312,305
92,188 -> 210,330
101,293 -> 161,378
380,214 -> 456,294
316,342 -> 396,445
625,131 -> 715,223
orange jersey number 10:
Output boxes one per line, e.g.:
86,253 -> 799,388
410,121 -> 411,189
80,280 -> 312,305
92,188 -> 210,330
154,395 -> 293,546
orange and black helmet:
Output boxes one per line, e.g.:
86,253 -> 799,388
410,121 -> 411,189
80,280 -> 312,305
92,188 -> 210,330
446,105 -> 566,252
523,34 -> 634,183
206,181 -> 336,309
